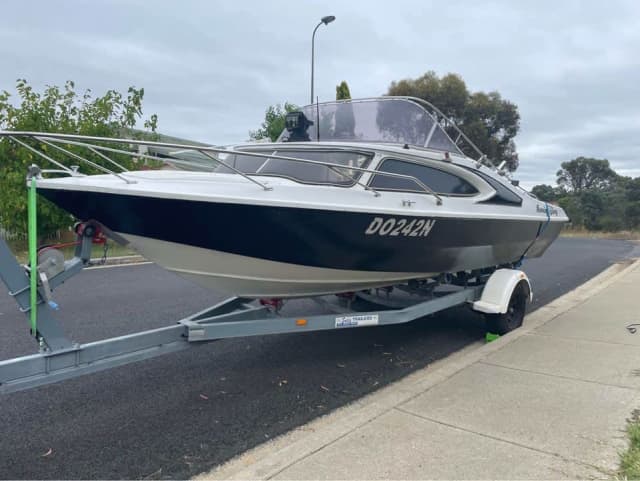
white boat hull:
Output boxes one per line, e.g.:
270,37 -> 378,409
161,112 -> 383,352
123,234 -> 435,297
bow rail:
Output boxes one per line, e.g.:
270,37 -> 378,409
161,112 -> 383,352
0,131 -> 444,205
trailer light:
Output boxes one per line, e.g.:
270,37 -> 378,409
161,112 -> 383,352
296,319 -> 308,326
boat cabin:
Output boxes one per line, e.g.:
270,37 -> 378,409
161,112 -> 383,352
211,97 -> 508,200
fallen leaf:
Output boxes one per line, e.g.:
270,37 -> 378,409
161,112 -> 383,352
144,468 -> 162,479
41,448 -> 53,457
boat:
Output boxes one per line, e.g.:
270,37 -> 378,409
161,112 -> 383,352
1,97 -> 569,298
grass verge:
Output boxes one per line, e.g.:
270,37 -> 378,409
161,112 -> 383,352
620,411 -> 640,479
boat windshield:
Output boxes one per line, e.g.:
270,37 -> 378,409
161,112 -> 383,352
277,98 -> 462,154
215,149 -> 372,186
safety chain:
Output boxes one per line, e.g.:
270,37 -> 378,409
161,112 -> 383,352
100,240 -> 109,265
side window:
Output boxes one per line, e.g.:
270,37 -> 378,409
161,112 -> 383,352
235,153 -> 267,173
370,159 -> 478,195
257,150 -> 371,186
214,152 -> 269,174
469,169 -> 522,205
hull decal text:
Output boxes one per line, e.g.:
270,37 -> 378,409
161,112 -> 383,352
364,217 -> 436,238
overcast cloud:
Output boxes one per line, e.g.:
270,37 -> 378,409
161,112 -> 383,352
1,0 -> 638,187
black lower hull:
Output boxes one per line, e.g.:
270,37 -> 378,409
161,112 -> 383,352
39,189 -> 562,274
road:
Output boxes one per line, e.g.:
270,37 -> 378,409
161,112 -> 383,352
0,237 -> 636,479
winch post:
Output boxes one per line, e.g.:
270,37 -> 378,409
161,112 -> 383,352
0,236 -> 74,352
28,176 -> 37,336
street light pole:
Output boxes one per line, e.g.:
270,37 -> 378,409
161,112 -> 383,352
310,15 -> 336,104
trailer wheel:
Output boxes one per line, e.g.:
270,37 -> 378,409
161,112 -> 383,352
484,280 -> 528,335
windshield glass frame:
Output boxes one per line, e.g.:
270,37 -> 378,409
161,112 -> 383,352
277,98 -> 464,156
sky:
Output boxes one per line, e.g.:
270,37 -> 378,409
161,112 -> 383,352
1,0 -> 639,188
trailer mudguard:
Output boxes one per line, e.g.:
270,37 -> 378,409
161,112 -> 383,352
472,269 -> 532,314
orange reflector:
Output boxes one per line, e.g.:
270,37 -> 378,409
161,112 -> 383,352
296,319 -> 307,326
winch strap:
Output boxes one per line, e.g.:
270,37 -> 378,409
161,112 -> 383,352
28,177 -> 37,336
539,202 -> 552,236
518,202 -> 552,263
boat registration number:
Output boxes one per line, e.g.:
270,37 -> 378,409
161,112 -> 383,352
364,217 -> 436,238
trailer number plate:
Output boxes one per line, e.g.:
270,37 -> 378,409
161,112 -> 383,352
335,314 -> 379,328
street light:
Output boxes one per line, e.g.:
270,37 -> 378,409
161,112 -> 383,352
310,15 -> 336,104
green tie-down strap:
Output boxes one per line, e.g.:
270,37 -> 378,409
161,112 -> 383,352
28,177 -> 37,336
485,332 -> 500,343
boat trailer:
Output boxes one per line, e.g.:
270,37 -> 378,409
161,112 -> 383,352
0,222 -> 532,395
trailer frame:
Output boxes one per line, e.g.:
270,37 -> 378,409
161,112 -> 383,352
0,219 -> 531,394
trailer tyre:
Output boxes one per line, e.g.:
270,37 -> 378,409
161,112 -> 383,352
485,280 -> 528,335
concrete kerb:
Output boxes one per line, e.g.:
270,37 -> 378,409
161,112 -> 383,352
199,258 -> 640,480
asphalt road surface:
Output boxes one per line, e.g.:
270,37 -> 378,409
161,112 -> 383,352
0,237 -> 636,479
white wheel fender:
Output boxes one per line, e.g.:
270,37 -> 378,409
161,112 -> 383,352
472,269 -> 532,315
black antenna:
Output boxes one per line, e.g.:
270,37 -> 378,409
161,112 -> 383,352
316,96 -> 320,142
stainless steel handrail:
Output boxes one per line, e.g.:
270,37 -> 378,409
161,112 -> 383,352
37,137 -> 214,172
37,138 -> 135,184
0,131 -> 443,205
85,146 -> 130,172
7,136 -> 70,172
197,150 -> 272,191
403,96 -> 487,162
221,147 -> 441,203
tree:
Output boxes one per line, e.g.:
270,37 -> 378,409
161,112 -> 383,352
336,81 -> 351,100
626,202 -> 640,228
386,71 -> 520,170
547,153 -> 640,232
579,191 -> 606,230
557,195 -> 580,226
624,177 -> 640,202
0,79 -> 158,238
249,102 -> 298,142
556,157 -> 618,193
530,184 -> 558,202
